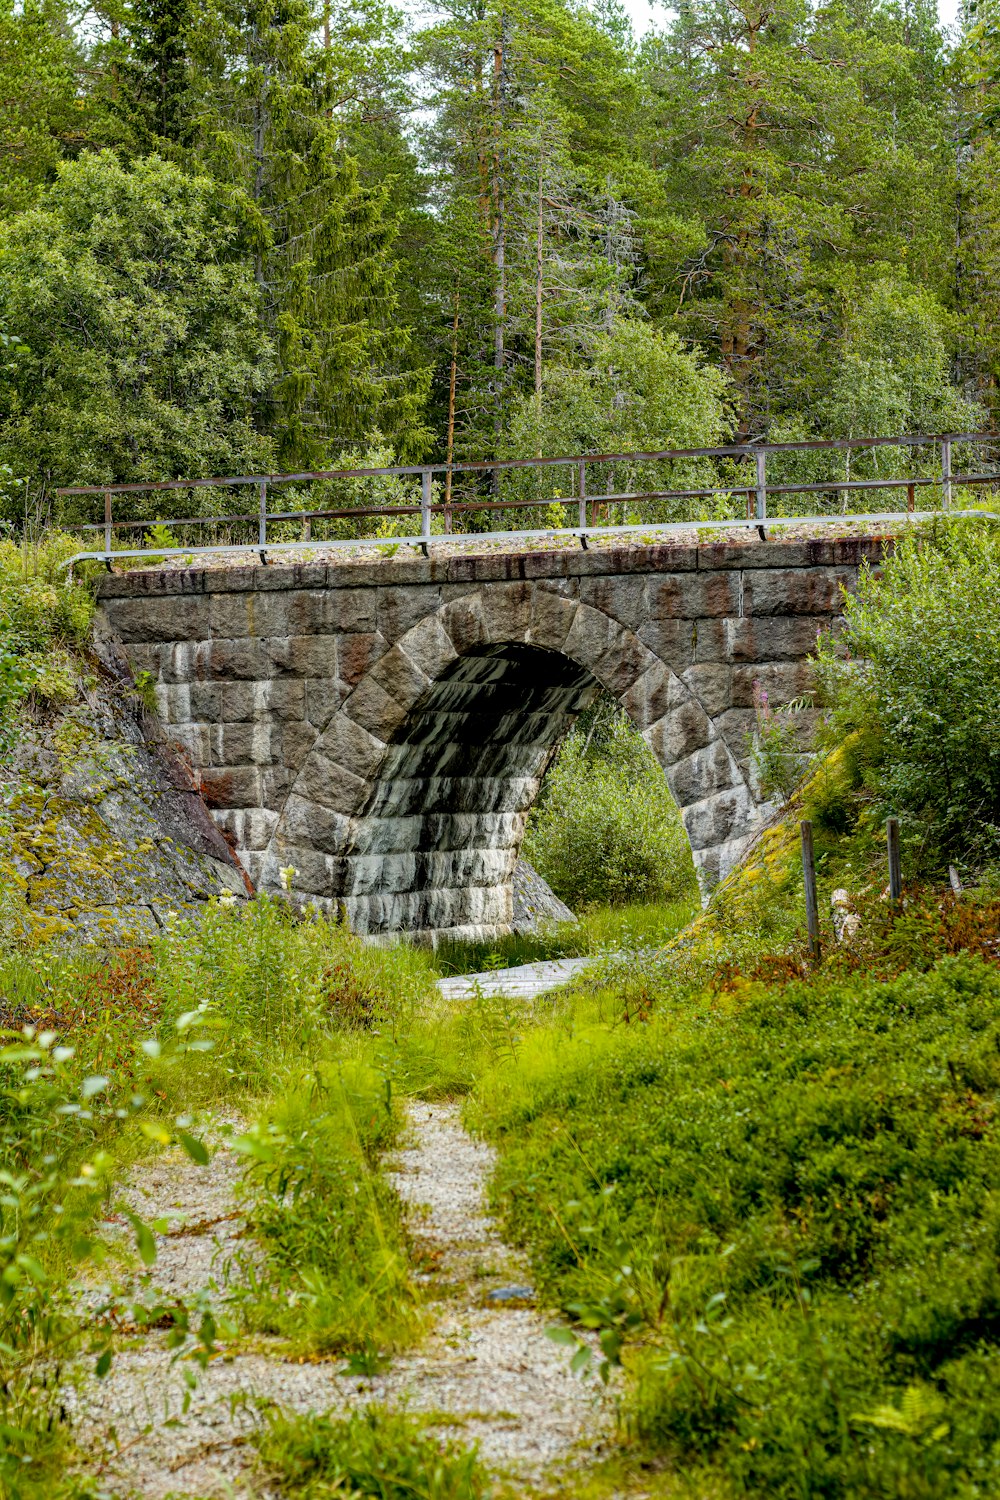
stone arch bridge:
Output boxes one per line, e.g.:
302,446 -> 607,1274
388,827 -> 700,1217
97,536 -> 882,941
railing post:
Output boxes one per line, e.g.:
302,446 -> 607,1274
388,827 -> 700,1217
104,490 -> 112,562
941,437 -> 952,509
258,479 -> 268,564
886,816 -> 902,905
421,469 -> 432,545
755,449 -> 767,536
800,819 -> 821,965
577,461 -> 587,530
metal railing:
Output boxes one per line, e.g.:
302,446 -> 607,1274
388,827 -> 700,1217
56,431 -> 1000,569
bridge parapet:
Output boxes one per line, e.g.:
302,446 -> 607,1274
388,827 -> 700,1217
98,534 -> 885,939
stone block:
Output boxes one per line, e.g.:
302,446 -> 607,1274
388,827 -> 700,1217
300,587 -> 376,634
481,581 -> 534,643
297,750 -> 369,815
743,566 -> 853,617
158,683 -> 191,725
118,642 -> 165,681
345,852 -> 418,897
643,696 -> 713,767
338,631 -> 387,687
209,591 -> 266,638
160,641 -> 211,684
189,681 -> 224,721
620,661 -> 682,730
370,643 -> 432,710
713,707 -> 757,764
280,720 -> 317,770
681,663 -> 732,718
278,794 -> 352,855
263,635 -> 337,679
528,590 -> 578,652
212,807 -> 278,851
285,848 -> 347,899
343,675 -> 408,742
198,765 -> 262,809
106,596 -> 210,644
593,634 -> 658,698
202,638 -> 267,681
209,722 -> 278,767
260,765 -> 295,811
731,661 -> 814,710
723,616 -> 828,663
305,676 -> 349,729
682,785 -> 759,851
377,586 -> 442,644
645,571 -> 742,620
562,603 -> 618,674
441,593 -> 488,655
667,738 -> 741,807
579,574 -> 647,629
319,713 -> 387,781
168,722 -> 211,767
691,619 -> 729,664
636,617 -> 696,675
400,612 -> 459,683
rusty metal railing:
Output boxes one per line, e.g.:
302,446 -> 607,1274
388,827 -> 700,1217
56,431 -> 1000,569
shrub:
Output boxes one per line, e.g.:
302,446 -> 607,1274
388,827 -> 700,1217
820,520 -> 1000,866
523,706 -> 697,909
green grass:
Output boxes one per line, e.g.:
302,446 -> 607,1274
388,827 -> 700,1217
254,1406 -> 492,1499
466,885 -> 1000,1498
431,901 -> 698,977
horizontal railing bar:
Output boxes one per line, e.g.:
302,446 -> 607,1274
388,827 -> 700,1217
54,432 -> 1000,500
61,509 -> 1000,574
68,469 -> 1000,535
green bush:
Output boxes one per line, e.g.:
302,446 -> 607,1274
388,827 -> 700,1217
474,951 -> 1000,1498
821,520 -> 1000,866
523,707 -> 697,909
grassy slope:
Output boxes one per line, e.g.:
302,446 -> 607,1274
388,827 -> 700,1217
468,761 -> 1000,1499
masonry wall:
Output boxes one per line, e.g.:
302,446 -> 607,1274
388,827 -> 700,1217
97,535 -> 885,940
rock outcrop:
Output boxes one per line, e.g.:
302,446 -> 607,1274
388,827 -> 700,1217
2,650 -> 246,945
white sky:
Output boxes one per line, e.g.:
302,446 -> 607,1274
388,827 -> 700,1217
620,0 -> 961,36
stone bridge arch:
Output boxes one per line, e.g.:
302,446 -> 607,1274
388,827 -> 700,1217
264,584 -> 754,939
97,536 -> 883,941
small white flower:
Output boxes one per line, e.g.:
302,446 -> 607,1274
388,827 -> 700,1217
218,891 -> 237,910
278,865 -> 297,893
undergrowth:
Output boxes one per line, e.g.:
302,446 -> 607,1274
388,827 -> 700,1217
254,1405 -> 492,1499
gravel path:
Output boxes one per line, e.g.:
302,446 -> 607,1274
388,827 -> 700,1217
436,956 -> 593,1002
69,1102 -> 611,1496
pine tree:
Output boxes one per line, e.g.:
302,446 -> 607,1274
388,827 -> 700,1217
185,0 -> 430,464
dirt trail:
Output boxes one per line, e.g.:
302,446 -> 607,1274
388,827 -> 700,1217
69,1101 -> 611,1497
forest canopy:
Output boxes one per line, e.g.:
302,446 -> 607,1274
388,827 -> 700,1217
0,0 -> 994,520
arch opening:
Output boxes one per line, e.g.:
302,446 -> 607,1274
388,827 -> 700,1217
342,643 -> 600,940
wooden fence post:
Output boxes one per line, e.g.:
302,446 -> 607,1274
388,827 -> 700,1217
800,819 -> 821,964
886,817 -> 902,905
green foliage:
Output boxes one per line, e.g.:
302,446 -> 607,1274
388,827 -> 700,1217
0,534 -> 93,743
255,1405 -> 491,1499
0,151 -> 274,515
821,520 -> 1000,865
233,1069 -> 418,1354
473,950 -> 1000,1498
149,893 -> 434,1096
523,705 -> 697,909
